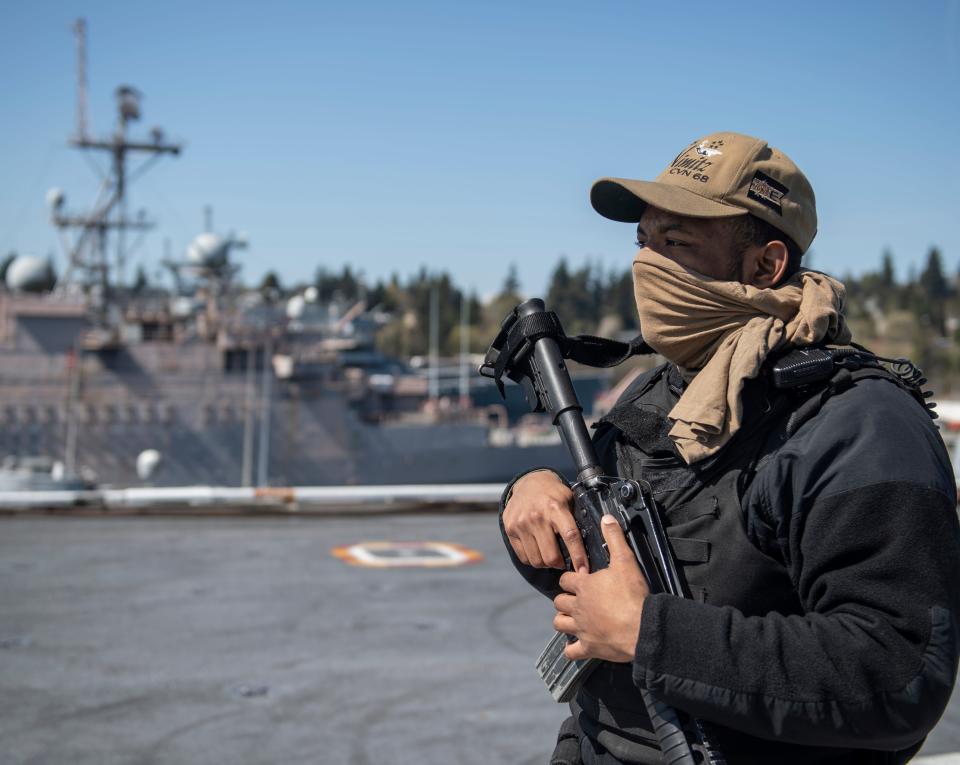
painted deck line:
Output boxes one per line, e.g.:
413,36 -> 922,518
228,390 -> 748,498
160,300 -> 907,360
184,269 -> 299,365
915,754 -> 960,764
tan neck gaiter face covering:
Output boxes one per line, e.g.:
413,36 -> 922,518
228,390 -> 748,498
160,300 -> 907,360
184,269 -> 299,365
632,249 -> 851,464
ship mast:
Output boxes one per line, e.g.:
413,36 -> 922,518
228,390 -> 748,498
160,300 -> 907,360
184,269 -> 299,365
74,18 -> 89,141
51,18 -> 181,324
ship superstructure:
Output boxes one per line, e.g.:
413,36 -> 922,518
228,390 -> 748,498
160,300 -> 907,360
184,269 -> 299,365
0,19 -> 578,489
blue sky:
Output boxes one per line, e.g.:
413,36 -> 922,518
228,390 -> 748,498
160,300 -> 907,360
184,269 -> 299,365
1,0 -> 958,298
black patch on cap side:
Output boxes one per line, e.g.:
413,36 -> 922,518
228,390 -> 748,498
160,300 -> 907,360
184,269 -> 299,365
747,171 -> 788,216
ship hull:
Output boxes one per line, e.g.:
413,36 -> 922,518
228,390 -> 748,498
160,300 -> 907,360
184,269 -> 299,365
0,334 -> 569,487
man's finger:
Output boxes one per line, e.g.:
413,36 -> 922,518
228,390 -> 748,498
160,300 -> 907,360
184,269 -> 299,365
519,536 -> 545,569
553,592 -> 575,613
600,513 -> 634,565
531,527 -> 565,570
564,639 -> 588,662
553,613 -> 577,634
506,534 -> 529,566
557,520 -> 589,573
559,571 -> 581,594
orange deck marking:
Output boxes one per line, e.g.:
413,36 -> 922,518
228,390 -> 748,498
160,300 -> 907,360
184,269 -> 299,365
331,541 -> 484,568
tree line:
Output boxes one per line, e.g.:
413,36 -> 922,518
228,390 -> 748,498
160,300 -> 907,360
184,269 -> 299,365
7,242 -> 956,385
268,246 -> 959,386
257,259 -> 644,359
842,247 -> 960,386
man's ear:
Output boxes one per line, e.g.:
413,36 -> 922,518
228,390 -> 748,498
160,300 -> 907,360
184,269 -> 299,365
744,241 -> 790,287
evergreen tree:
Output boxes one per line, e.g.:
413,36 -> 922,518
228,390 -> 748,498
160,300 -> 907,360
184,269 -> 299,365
502,263 -> 520,297
546,258 -> 571,304
545,259 -> 608,334
338,265 -> 360,301
260,271 -> 282,302
367,278 -> 393,311
314,265 -> 363,303
881,249 -> 896,289
607,269 -> 639,331
920,248 -> 948,335
313,267 -> 335,302
920,247 -> 950,300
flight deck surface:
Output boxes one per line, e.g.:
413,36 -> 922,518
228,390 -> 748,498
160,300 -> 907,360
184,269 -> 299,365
1,514 -> 958,764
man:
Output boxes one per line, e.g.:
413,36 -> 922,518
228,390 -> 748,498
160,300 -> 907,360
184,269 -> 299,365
500,132 -> 960,764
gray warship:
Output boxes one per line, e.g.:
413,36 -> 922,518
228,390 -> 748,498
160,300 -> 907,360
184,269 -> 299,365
0,22 -> 601,490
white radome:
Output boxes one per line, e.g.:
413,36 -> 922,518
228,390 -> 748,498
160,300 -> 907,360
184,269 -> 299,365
286,294 -> 306,319
136,449 -> 162,481
46,187 -> 65,208
186,232 -> 229,267
6,255 -> 54,292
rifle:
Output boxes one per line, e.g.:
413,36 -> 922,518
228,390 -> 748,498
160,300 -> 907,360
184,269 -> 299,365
480,298 -> 725,765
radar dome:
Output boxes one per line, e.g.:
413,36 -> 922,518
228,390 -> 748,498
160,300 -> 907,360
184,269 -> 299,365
136,449 -> 162,481
46,187 -> 65,209
286,294 -> 306,319
186,232 -> 229,268
5,255 -> 55,292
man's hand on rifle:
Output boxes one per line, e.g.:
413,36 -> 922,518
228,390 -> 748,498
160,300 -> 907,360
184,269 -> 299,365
552,514 -> 649,663
503,470 -> 589,573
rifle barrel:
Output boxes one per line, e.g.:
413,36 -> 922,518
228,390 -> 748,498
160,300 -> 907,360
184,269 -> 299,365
516,298 -> 602,482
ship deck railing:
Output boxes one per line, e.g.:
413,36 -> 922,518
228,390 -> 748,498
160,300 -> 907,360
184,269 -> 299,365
0,483 -> 505,514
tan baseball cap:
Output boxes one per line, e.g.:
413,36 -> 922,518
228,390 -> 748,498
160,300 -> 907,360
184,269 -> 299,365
591,131 -> 817,253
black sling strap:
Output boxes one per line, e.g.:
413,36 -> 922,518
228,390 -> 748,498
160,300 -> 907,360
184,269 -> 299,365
478,304 -> 654,397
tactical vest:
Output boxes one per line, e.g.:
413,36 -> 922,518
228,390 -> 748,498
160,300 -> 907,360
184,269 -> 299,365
568,357 -> 933,764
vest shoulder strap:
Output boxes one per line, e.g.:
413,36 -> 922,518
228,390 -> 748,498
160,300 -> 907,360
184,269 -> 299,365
770,344 -> 936,439
619,362 -> 671,403
746,354 -> 936,489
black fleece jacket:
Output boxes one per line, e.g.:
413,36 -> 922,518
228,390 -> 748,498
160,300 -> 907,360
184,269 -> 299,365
500,373 -> 960,759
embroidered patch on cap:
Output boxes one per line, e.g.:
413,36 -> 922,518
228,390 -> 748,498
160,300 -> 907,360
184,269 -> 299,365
695,140 -> 724,157
747,171 -> 789,215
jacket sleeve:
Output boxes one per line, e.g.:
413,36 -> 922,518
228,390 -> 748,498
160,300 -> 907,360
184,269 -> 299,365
631,380 -> 960,750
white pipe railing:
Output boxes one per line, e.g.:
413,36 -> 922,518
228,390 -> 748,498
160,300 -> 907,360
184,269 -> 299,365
0,483 -> 506,512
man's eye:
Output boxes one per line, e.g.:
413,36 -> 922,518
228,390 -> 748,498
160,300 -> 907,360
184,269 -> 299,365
666,239 -> 688,247
634,239 -> 646,249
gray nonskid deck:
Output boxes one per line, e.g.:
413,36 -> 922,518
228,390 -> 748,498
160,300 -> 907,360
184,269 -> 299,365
0,515 -> 957,764
0,514 -> 566,765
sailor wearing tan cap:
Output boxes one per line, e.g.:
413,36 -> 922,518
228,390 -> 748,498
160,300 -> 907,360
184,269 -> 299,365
499,133 -> 959,764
